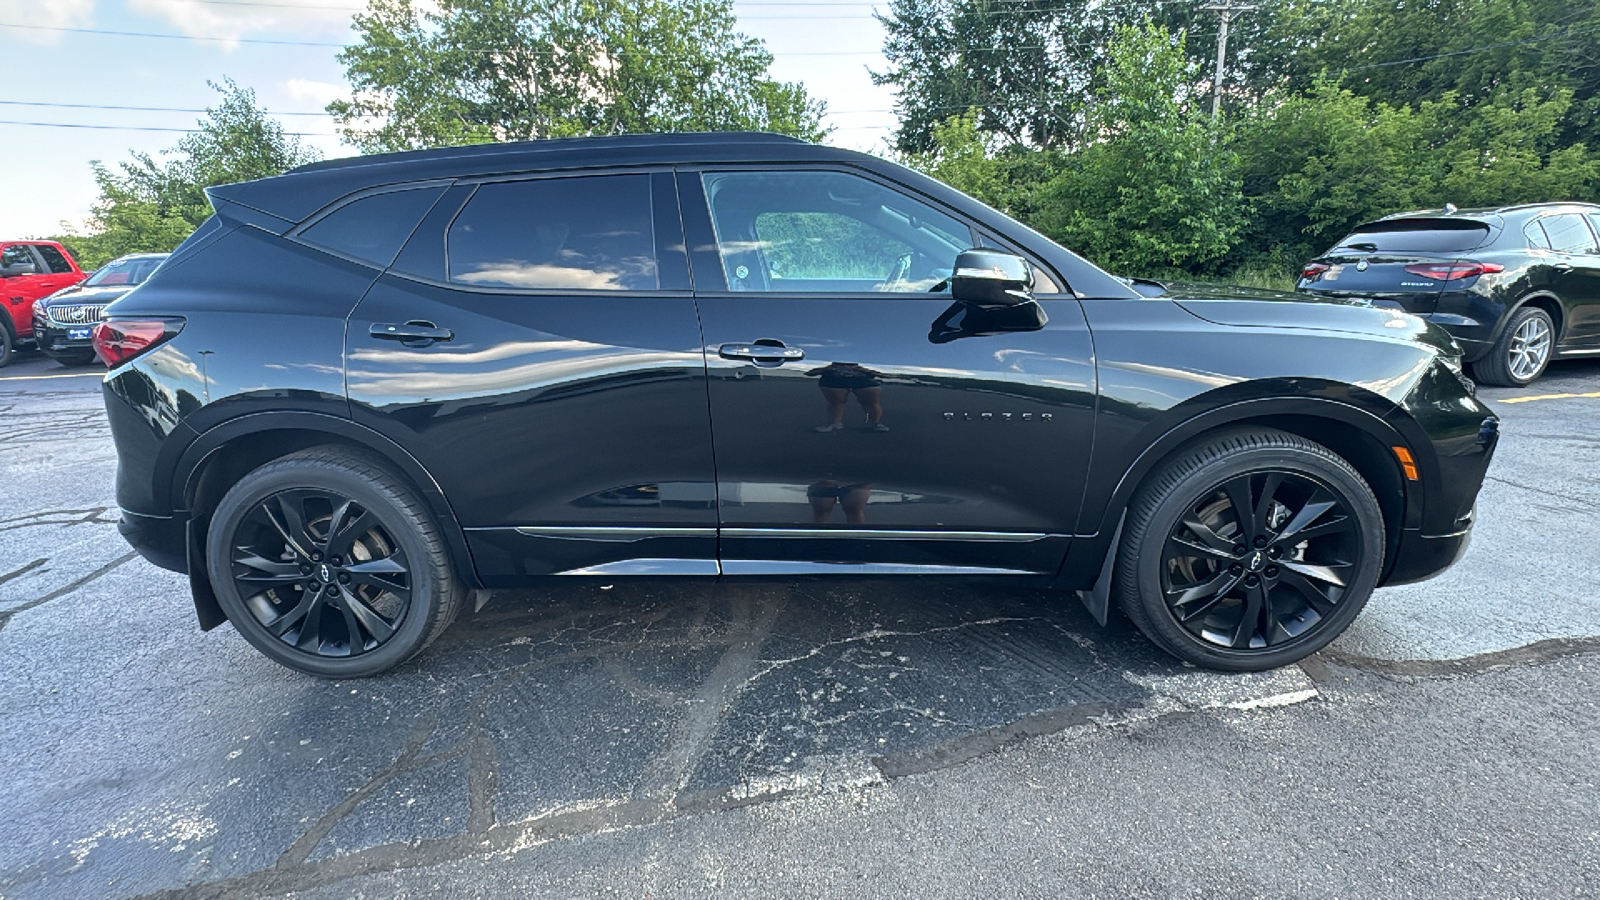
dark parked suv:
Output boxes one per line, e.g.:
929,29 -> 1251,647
35,253 -> 168,365
1297,203 -> 1600,386
99,133 -> 1499,678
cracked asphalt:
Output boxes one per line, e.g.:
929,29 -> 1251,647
1,349 -> 1596,899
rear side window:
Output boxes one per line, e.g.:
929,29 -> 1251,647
1336,219 -> 1491,254
301,186 -> 446,268
1538,214 -> 1599,254
447,175 -> 657,291
1525,221 -> 1552,250
31,244 -> 74,274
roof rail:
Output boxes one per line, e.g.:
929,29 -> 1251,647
290,131 -> 807,175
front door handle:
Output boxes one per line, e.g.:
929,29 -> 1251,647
719,342 -> 805,363
371,321 -> 454,347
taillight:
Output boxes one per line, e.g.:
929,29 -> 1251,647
1401,262 -> 1505,281
92,317 -> 184,367
1300,262 -> 1331,281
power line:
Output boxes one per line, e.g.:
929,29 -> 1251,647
0,99 -> 333,116
0,119 -> 336,136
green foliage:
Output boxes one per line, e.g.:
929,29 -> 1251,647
886,1 -> 1600,282
332,0 -> 825,152
1034,24 -> 1243,275
53,79 -> 319,270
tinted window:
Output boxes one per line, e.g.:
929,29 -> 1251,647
302,187 -> 446,267
1337,219 -> 1491,254
2,245 -> 37,271
701,170 -> 973,293
1525,221 -> 1552,250
1539,214 -> 1599,254
31,244 -> 74,274
85,256 -> 166,287
447,175 -> 657,291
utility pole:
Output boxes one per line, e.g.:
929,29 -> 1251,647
1201,3 -> 1255,119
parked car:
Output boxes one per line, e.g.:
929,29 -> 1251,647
0,239 -> 87,366
34,253 -> 169,366
1297,203 -> 1600,386
98,133 -> 1499,678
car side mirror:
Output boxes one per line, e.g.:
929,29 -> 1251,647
1,262 -> 37,277
950,250 -> 1033,308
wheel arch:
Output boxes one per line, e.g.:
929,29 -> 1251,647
1063,396 -> 1414,596
1497,291 -> 1564,344
175,412 -> 483,629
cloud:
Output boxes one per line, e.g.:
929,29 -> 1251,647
127,0 -> 353,45
0,0 -> 95,44
286,78 -> 350,107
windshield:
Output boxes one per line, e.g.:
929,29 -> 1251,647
85,256 -> 166,288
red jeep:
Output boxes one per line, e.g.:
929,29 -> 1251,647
1,240 -> 87,367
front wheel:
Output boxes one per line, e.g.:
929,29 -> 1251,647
206,446 -> 464,677
1116,429 -> 1385,671
0,322 -> 12,368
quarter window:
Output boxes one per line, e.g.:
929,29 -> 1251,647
447,175 -> 657,291
1538,214 -> 1599,254
30,244 -> 74,274
301,186 -> 446,268
701,170 -> 974,293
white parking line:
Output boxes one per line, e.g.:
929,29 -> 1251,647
0,371 -> 103,382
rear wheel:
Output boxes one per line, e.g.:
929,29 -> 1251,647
206,446 -> 464,677
1116,429 -> 1384,671
1475,305 -> 1554,387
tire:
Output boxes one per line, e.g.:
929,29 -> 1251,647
206,446 -> 464,677
1115,428 -> 1385,672
0,321 -> 12,369
1473,305 -> 1555,387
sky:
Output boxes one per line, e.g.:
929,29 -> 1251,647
0,0 -> 900,238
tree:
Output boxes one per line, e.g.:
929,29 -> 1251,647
330,0 -> 825,152
55,79 -> 320,270
1035,23 -> 1243,276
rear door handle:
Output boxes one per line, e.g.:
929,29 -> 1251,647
1553,263 -> 1573,273
719,342 -> 805,363
371,321 -> 454,347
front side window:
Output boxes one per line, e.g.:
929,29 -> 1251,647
31,244 -> 74,274
701,170 -> 974,293
1538,214 -> 1599,254
447,174 -> 657,291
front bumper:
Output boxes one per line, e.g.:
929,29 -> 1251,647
1382,504 -> 1475,586
32,321 -> 99,360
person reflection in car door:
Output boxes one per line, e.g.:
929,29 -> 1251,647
808,361 -> 889,432
807,481 -> 872,524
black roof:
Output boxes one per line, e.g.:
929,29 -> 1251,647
210,132 -> 857,223
1377,201 -> 1600,223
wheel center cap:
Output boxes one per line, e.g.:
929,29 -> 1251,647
1246,551 -> 1266,572
317,563 -> 334,583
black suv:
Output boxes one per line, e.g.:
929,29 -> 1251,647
1297,203 -> 1600,386
99,133 -> 1498,677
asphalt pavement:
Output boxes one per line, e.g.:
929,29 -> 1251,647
0,346 -> 1596,899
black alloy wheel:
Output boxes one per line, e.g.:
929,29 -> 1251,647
229,489 -> 412,659
207,447 -> 463,677
1117,429 -> 1384,671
